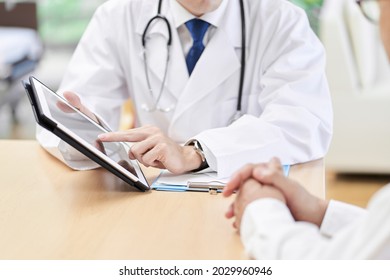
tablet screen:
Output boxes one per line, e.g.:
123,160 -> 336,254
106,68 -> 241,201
30,77 -> 149,189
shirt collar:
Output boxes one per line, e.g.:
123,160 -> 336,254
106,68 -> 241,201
169,0 -> 228,28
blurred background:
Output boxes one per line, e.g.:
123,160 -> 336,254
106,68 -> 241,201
1,0 -> 390,207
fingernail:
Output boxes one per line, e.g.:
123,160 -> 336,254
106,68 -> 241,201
98,134 -> 106,140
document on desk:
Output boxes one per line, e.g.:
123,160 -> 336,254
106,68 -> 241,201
151,165 -> 290,194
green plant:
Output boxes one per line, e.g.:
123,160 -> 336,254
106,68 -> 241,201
290,0 -> 324,34
37,0 -> 101,45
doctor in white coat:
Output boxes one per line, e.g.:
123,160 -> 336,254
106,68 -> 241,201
37,0 -> 332,178
223,0 -> 390,259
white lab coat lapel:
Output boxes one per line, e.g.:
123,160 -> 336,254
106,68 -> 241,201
135,0 -> 188,102
171,0 -> 242,124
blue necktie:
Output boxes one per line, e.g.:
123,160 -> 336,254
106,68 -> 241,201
185,19 -> 210,75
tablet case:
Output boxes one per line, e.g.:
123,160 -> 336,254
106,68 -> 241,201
22,78 -> 150,192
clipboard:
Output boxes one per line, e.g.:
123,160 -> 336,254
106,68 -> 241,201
152,165 -> 290,194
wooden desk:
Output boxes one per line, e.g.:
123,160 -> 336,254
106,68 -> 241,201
0,140 -> 324,259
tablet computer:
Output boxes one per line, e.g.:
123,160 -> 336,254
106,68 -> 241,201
22,76 -> 150,192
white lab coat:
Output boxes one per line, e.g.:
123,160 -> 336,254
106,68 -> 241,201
240,185 -> 390,259
37,0 -> 332,178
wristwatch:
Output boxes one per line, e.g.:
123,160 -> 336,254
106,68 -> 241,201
185,139 -> 209,172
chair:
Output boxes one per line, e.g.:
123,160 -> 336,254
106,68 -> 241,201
0,1 -> 43,120
319,0 -> 390,173
120,99 -> 136,131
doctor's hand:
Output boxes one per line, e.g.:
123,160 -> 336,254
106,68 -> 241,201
224,158 -> 329,227
225,179 -> 286,230
57,91 -> 100,124
98,125 -> 203,174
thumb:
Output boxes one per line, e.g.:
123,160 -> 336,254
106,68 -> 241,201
63,91 -> 82,109
63,91 -> 99,123
252,165 -> 293,195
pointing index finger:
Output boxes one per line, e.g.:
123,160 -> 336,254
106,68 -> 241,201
98,130 -> 147,142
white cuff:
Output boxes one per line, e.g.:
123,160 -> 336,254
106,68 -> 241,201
320,200 -> 366,238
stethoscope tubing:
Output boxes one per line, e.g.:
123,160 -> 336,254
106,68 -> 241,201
141,0 -> 246,121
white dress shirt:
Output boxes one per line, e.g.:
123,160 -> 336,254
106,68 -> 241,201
240,184 -> 390,259
170,0 -> 227,57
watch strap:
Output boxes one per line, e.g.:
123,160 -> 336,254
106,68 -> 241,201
185,139 -> 209,172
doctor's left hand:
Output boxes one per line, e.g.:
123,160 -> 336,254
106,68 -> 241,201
98,125 -> 202,174
58,91 -> 100,124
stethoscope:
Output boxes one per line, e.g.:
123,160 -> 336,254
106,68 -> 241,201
142,0 -> 246,124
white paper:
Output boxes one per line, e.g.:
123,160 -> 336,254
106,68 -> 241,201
154,170 -> 229,186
